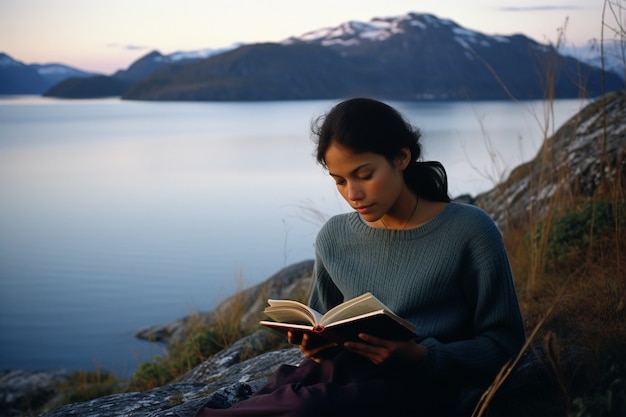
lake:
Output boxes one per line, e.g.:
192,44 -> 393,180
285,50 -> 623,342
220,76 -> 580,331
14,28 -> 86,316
0,96 -> 585,377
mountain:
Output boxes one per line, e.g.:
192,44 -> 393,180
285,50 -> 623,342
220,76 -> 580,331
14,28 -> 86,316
23,13 -> 626,100
123,42 -> 351,100
42,50 -> 174,98
562,40 -> 625,79
43,50 -> 173,98
122,13 -> 623,101
43,45 -> 239,99
0,53 -> 96,95
42,75 -> 133,99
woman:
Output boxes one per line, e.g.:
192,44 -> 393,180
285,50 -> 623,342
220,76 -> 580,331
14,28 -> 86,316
195,98 -> 525,416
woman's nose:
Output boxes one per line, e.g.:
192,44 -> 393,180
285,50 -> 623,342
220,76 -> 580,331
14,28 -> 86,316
347,183 -> 364,201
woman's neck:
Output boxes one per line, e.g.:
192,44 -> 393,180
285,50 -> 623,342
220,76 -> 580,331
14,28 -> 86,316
377,192 -> 419,230
375,196 -> 449,230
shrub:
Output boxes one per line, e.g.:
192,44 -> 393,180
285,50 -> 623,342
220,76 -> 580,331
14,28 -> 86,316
129,321 -> 245,391
527,200 -> 623,271
570,364 -> 626,417
54,369 -> 123,407
129,355 -> 176,390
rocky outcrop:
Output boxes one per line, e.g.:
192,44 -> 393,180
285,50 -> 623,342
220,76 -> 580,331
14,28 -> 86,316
36,339 -> 584,417
474,90 -> 626,229
39,332 -> 304,417
0,369 -> 71,417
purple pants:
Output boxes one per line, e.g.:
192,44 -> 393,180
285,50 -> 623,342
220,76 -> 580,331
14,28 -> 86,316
194,352 -> 459,417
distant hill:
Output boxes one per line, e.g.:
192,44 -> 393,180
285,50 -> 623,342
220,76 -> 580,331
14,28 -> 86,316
42,46 -> 238,99
41,50 -> 173,99
0,53 -> 96,95
123,43 -> 353,100
562,40 -> 625,80
122,13 -> 623,101
42,75 -> 133,99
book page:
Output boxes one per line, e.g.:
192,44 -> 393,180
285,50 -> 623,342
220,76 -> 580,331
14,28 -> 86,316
320,293 -> 388,326
321,310 -> 417,342
264,299 -> 322,325
327,309 -> 417,334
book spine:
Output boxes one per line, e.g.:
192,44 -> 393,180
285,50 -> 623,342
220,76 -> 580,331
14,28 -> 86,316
312,325 -> 326,333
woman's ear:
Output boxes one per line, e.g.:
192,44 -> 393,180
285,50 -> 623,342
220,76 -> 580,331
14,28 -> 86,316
395,147 -> 412,171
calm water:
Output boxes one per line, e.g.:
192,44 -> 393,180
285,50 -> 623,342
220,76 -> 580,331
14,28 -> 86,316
0,96 -> 584,377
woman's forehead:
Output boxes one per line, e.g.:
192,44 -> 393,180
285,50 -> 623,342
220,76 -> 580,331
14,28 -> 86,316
324,143 -> 386,174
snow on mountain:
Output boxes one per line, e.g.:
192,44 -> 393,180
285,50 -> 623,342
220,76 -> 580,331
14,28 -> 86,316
284,14 -> 415,46
283,12 -> 510,49
167,43 -> 243,62
32,63 -> 95,77
562,40 -> 625,79
282,11 -> 536,71
36,65 -> 71,75
293,18 -> 404,45
0,52 -> 97,94
280,11 -> 550,69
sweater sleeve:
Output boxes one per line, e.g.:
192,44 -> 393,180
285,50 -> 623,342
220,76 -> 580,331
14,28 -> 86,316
417,212 -> 525,386
308,245 -> 344,314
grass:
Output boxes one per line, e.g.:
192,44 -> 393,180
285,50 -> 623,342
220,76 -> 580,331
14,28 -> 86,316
480,198 -> 626,416
128,278 -> 252,391
471,2 -> 626,413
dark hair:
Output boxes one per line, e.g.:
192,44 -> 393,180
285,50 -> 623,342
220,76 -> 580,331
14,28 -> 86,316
312,97 -> 450,202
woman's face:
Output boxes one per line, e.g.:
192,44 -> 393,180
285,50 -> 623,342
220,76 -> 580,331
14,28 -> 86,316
324,141 -> 410,223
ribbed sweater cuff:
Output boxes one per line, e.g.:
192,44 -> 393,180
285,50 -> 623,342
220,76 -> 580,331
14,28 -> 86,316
417,338 -> 441,377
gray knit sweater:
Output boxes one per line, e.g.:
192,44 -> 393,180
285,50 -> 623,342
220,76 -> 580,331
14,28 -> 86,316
309,202 -> 525,385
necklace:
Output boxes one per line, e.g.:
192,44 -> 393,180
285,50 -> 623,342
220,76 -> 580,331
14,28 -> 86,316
380,196 -> 419,230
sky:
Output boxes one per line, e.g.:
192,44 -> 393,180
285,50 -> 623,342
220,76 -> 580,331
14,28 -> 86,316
0,0 -> 619,74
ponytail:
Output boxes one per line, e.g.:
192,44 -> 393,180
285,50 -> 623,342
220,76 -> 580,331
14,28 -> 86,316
404,161 -> 451,203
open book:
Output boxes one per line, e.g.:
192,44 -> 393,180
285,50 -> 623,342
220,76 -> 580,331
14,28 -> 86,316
259,292 -> 417,344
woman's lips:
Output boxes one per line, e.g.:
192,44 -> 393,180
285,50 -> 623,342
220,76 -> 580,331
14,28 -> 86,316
354,205 -> 373,214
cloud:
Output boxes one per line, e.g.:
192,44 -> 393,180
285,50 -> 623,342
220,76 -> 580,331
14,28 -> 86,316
497,6 -> 582,12
106,43 -> 151,51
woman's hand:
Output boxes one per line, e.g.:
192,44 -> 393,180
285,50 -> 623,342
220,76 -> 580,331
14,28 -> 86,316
344,333 -> 425,369
287,330 -> 338,363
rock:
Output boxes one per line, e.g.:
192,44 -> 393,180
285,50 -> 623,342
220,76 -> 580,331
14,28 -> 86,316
475,91 -> 626,229
38,339 -> 583,417
39,332 -> 304,417
452,193 -> 475,204
0,369 -> 70,417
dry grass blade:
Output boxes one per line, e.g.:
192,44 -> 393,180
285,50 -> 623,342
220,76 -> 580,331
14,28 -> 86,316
471,285 -> 566,417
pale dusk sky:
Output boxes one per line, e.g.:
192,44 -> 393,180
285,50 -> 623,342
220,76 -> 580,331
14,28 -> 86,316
0,0 -> 618,74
